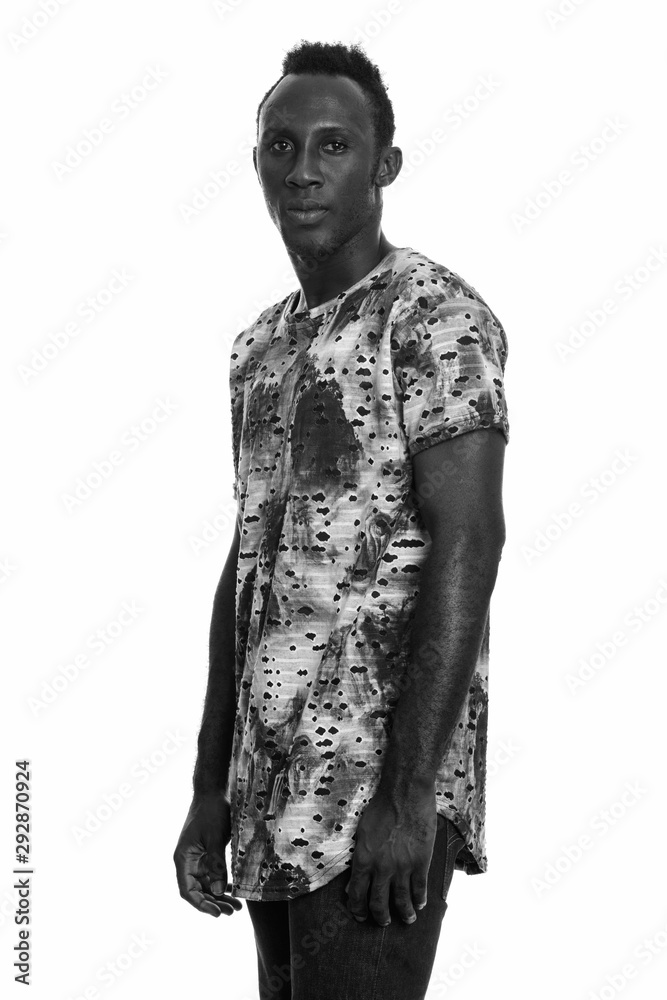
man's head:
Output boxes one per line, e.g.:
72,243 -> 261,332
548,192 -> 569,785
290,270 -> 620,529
253,40 -> 401,266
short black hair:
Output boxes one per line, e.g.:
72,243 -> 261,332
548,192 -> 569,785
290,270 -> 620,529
255,40 -> 395,174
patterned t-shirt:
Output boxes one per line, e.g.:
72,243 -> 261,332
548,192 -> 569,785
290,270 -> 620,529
226,246 -> 510,901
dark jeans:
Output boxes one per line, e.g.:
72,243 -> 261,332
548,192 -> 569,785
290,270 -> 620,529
245,814 -> 466,1000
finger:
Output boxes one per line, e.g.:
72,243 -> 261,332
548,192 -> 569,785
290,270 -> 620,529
210,884 -> 243,912
196,848 -> 228,892
175,848 -> 229,916
175,848 -> 207,905
410,869 -> 428,911
180,874 -> 243,918
199,867 -> 243,913
392,875 -> 417,924
187,887 -> 224,917
177,870 -> 222,914
368,875 -> 392,927
346,870 -> 371,922
209,867 -> 228,894
200,890 -> 243,915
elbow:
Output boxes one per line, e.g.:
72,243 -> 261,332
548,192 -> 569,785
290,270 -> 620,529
429,514 -> 506,560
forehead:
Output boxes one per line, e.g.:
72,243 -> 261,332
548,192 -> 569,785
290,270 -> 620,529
259,73 -> 371,134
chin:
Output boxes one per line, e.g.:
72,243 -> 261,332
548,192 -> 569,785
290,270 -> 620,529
284,235 -> 330,259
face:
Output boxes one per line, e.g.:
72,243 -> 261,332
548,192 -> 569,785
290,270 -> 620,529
253,73 -> 396,264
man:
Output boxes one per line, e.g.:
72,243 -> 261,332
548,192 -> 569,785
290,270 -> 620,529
174,40 -> 509,1000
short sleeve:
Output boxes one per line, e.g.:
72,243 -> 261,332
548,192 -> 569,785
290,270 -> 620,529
391,285 -> 510,456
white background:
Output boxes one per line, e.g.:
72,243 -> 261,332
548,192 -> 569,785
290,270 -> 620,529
2,0 -> 666,998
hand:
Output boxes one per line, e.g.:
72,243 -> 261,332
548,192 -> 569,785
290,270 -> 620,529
173,791 -> 243,918
345,782 -> 437,927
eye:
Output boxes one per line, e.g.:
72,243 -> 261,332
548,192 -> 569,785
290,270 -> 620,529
267,139 -> 348,153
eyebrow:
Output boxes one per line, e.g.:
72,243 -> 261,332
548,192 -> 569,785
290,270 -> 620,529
260,123 -> 359,138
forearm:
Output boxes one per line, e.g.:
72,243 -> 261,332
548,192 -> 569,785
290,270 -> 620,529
192,530 -> 240,798
378,531 -> 504,801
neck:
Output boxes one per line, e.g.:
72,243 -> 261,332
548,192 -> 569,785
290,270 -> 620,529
289,230 -> 398,311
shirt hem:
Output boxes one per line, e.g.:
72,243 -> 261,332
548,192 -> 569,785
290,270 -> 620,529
231,807 -> 486,900
409,410 -> 509,456
231,843 -> 353,901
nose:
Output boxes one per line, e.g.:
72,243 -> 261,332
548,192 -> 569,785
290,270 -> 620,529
284,143 -> 323,188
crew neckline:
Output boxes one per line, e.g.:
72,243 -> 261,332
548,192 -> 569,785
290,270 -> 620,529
286,246 -> 413,322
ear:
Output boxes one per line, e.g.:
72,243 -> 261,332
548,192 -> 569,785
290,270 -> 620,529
252,146 -> 258,175
375,146 -> 403,187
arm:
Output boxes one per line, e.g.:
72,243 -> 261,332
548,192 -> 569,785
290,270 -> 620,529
174,522 -> 244,918
345,429 -> 506,927
378,428 -> 506,797
193,519 -> 241,796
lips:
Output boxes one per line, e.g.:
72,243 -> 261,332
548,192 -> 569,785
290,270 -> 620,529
286,200 -> 326,211
285,202 -> 329,225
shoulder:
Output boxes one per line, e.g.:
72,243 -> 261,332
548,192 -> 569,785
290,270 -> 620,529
230,291 -> 296,366
389,249 -> 507,356
390,248 -> 493,315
